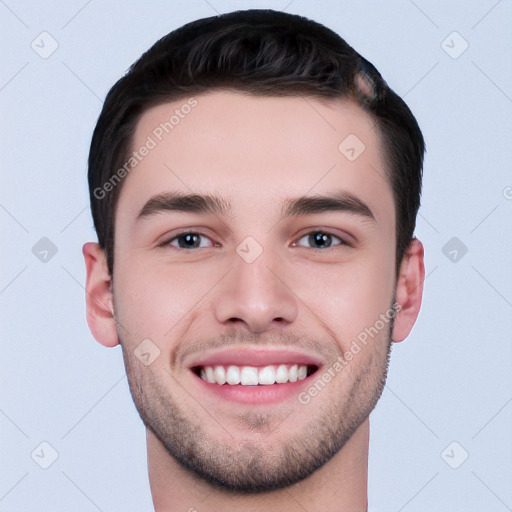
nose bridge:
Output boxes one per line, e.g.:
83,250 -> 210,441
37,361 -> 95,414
213,240 -> 298,332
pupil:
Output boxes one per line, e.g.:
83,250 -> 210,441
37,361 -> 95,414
310,232 -> 331,248
180,234 -> 199,248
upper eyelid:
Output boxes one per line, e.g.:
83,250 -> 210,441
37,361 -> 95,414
164,231 -> 216,247
298,232 -> 342,240
294,227 -> 354,245
294,232 -> 348,248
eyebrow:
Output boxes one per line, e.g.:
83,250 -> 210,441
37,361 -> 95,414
282,192 -> 375,221
137,192 -> 231,219
137,191 -> 375,222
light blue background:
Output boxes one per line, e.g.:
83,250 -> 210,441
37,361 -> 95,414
1,1 -> 511,511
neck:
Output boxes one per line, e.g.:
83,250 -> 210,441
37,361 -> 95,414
147,419 -> 369,512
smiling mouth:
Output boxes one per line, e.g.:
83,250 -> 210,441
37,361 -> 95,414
192,364 -> 319,386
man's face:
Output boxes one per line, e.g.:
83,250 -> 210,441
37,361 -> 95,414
111,92 -> 397,492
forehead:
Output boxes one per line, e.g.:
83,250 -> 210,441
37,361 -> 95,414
117,91 -> 393,228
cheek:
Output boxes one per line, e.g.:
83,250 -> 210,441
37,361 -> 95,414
298,253 -> 395,351
113,257 -> 220,344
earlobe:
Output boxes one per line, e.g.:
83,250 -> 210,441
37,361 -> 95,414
391,237 -> 425,343
82,242 -> 119,347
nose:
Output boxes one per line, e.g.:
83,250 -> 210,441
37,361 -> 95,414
213,249 -> 299,334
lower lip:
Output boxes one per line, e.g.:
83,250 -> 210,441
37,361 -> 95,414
191,370 -> 317,405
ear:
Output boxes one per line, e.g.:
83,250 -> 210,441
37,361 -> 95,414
391,237 -> 425,343
82,242 -> 119,347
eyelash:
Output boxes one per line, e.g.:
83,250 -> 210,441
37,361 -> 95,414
159,230 -> 351,250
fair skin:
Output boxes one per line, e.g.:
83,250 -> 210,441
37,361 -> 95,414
83,91 -> 424,511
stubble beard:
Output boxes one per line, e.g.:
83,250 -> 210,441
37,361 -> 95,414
120,325 -> 393,494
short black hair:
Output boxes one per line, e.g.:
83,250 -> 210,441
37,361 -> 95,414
88,9 -> 425,276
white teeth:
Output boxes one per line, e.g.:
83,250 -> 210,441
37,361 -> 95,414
275,364 -> 289,383
213,365 -> 226,385
240,366 -> 259,385
198,364 -> 311,385
258,365 -> 276,385
226,365 -> 241,385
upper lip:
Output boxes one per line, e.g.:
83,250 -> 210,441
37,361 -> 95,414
185,347 -> 323,369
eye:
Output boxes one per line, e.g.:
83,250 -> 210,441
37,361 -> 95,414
164,232 -> 216,250
294,231 -> 346,249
